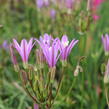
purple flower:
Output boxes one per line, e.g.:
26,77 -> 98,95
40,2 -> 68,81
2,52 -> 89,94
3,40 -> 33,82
60,35 -> 79,60
36,0 -> 49,8
39,33 -> 53,46
34,104 -> 39,109
50,9 -> 56,19
37,34 -> 60,68
44,0 -> 49,7
13,38 -> 35,64
2,40 -> 9,51
102,34 -> 109,54
36,0 -> 44,8
65,0 -> 73,9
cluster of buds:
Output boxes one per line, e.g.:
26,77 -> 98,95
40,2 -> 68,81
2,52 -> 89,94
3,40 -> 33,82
10,33 -> 78,108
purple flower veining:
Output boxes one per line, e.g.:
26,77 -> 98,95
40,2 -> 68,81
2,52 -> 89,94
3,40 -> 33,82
60,35 -> 79,60
102,34 -> 109,54
13,38 -> 35,64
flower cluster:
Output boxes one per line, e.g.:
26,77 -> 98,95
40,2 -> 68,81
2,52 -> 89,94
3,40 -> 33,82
10,34 -> 78,68
10,33 -> 79,108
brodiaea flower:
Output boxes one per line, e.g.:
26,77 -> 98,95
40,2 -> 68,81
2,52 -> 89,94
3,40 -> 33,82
102,34 -> 109,55
60,35 -> 79,60
13,38 -> 35,64
37,35 -> 60,68
39,33 -> 53,46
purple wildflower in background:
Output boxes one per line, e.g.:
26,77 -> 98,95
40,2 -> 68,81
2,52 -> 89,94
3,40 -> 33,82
102,34 -> 109,55
37,35 -> 60,68
50,9 -> 56,19
65,0 -> 73,9
36,0 -> 44,8
60,35 -> 79,60
13,38 -> 35,64
2,40 -> 9,51
36,0 -> 49,8
44,0 -> 49,7
34,104 -> 39,109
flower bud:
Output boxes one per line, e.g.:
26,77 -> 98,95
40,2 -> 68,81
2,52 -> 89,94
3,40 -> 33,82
104,60 -> 109,84
104,75 -> 109,84
74,65 -> 83,77
36,49 -> 45,69
21,71 -> 28,85
10,44 -> 19,72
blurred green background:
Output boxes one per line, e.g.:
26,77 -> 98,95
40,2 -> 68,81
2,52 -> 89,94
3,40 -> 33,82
0,0 -> 109,109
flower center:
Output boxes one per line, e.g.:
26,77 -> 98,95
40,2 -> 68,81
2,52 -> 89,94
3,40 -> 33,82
62,41 -> 69,48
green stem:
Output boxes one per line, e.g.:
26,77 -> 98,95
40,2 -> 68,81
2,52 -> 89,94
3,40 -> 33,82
105,87 -> 109,108
51,74 -> 64,108
64,77 -> 77,100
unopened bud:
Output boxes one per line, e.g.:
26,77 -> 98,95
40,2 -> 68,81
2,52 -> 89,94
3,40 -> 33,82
105,52 -> 109,56
104,75 -> 109,84
101,63 -> 106,75
0,25 -> 3,28
74,65 -> 83,77
36,49 -> 45,69
10,44 -> 18,65
104,60 -> 109,84
21,71 -> 28,85
33,76 -> 38,91
10,44 -> 19,71
14,65 -> 20,72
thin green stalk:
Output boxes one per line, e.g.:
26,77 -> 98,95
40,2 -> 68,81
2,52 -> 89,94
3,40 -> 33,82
105,87 -> 109,108
64,77 -> 77,100
50,74 -> 64,108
